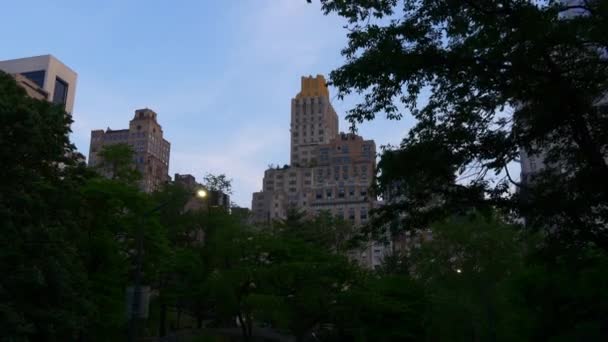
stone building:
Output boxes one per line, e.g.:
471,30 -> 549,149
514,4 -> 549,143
251,75 -> 384,268
252,76 -> 376,226
88,108 -> 171,193
290,75 -> 340,166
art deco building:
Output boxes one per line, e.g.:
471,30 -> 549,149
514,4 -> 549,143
252,75 -> 385,268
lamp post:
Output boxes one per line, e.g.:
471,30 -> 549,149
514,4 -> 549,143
128,188 -> 207,342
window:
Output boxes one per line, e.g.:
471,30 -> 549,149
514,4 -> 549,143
326,190 -> 332,199
349,188 -> 355,197
21,70 -> 46,88
338,188 -> 345,198
360,190 -> 367,197
316,191 -> 322,199
360,207 -> 368,220
52,77 -> 69,107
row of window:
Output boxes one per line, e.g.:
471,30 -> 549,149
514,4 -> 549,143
314,165 -> 368,176
295,97 -> 325,105
315,189 -> 368,200
293,122 -> 323,129
315,207 -> 369,221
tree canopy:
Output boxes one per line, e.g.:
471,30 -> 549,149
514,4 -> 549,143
317,0 -> 608,250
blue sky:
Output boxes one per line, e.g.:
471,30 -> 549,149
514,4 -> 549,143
1,0 -> 413,207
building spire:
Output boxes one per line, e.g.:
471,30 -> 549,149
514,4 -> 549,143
296,74 -> 329,98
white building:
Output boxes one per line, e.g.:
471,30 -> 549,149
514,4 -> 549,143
0,55 -> 78,114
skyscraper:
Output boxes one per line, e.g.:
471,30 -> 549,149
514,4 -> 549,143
252,75 -> 385,268
290,75 -> 339,166
88,108 -> 171,193
0,55 -> 78,113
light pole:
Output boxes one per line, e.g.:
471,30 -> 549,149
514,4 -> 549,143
128,188 -> 207,342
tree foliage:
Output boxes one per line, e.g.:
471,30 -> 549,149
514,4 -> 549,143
318,0 -> 608,250
96,143 -> 141,184
202,173 -> 233,195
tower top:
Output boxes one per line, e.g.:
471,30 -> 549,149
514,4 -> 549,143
133,108 -> 157,121
296,74 -> 329,98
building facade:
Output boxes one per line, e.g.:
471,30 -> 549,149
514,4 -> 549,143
0,55 -> 78,113
252,75 -> 384,268
88,108 -> 171,193
290,75 -> 340,166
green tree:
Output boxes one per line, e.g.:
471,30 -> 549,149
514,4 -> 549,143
277,210 -> 359,254
513,245 -> 608,341
317,0 -> 608,250
77,176 -> 147,341
0,71 -> 93,340
149,183 -> 207,336
96,143 -> 141,184
406,213 -> 530,341
202,173 -> 233,195
329,275 -> 427,342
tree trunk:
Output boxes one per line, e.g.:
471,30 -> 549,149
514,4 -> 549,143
177,307 -> 182,330
237,312 -> 250,341
197,312 -> 203,329
159,302 -> 167,337
246,313 -> 253,338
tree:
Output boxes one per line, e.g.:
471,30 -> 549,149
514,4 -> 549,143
317,0 -> 608,250
329,275 -> 427,342
96,143 -> 141,183
276,210 -> 359,254
148,183 -> 207,336
77,175 -> 146,341
202,173 -> 233,195
0,71 -> 104,340
405,213 -> 529,341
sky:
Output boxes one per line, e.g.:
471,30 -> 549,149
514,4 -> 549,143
1,0 -> 414,207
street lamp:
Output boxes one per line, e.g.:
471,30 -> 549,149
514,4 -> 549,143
195,188 -> 208,199
128,187 -> 208,342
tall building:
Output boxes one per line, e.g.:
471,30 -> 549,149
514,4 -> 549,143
252,75 -> 384,268
88,108 -> 171,193
290,75 -> 339,166
0,55 -> 78,113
